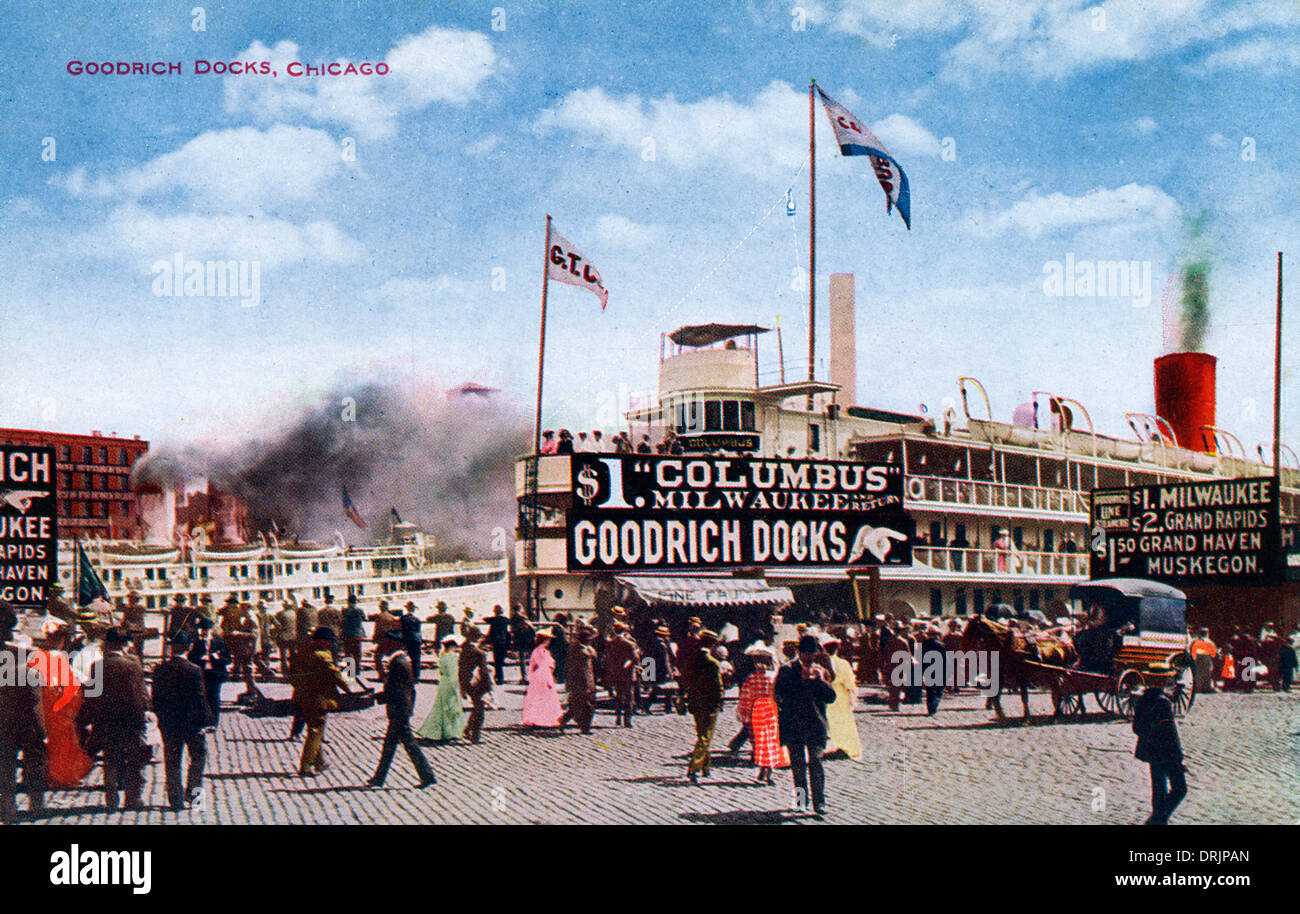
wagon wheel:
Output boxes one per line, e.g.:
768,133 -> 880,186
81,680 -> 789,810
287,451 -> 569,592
1115,670 -> 1144,719
1094,689 -> 1118,715
1056,691 -> 1086,717
1168,655 -> 1196,717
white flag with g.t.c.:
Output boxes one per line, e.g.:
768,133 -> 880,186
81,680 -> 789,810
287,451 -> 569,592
547,227 -> 608,309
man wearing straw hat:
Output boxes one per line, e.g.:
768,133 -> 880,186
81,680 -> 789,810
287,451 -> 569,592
685,630 -> 724,784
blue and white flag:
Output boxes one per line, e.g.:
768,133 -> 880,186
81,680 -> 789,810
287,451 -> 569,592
816,87 -> 911,230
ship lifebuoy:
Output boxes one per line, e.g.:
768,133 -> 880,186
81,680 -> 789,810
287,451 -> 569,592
906,477 -> 925,501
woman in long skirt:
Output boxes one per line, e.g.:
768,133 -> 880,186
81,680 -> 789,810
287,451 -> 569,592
417,636 -> 467,741
737,645 -> 787,783
522,631 -> 562,727
823,635 -> 862,759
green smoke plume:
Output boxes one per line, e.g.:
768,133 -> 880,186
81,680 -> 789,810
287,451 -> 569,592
1178,211 -> 1212,352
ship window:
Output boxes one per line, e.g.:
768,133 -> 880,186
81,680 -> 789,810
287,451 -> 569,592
741,401 -> 756,431
722,400 -> 740,431
311,563 -> 319,573
231,566 -> 239,577
313,588 -> 321,598
322,563 -> 330,573
955,589 -> 967,615
1012,527 -> 1024,549
930,588 -> 942,616
146,597 -> 155,609
1029,590 -> 1040,612
1043,529 -> 1055,552
808,424 -> 820,452
704,400 -> 721,431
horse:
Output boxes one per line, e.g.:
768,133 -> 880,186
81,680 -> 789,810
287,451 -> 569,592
960,617 -> 1075,721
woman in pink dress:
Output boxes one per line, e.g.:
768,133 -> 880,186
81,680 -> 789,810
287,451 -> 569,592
522,631 -> 563,727
737,644 -> 787,784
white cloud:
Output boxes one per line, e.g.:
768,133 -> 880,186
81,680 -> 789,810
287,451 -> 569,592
826,0 -> 1300,81
464,135 -> 502,156
224,25 -> 498,141
78,126 -> 344,209
1133,116 -> 1158,134
968,183 -> 1180,238
1196,37 -> 1300,72
84,203 -> 363,267
535,80 -> 939,179
1207,132 -> 1231,148
594,214 -> 662,247
367,275 -> 474,307
870,113 -> 941,157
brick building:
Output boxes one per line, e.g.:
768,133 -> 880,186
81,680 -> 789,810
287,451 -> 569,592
0,427 -> 149,539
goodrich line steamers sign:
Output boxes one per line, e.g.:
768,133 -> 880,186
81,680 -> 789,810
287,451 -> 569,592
566,455 -> 913,572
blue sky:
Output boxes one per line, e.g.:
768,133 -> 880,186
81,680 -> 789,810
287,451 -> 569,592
1,0 -> 1296,456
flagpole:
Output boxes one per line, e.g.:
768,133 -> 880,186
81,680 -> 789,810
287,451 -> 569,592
808,79 -> 817,411
1273,251 -> 1283,479
535,215 -> 552,455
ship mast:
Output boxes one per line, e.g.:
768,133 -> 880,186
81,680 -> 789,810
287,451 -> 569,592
807,78 -> 817,411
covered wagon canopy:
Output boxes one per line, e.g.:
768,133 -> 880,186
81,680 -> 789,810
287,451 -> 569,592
1071,579 -> 1186,602
667,323 -> 769,348
615,575 -> 793,608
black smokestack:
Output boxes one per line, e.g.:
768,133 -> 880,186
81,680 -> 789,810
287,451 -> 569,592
135,375 -> 529,559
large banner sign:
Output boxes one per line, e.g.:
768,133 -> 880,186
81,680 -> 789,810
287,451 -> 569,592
0,445 -> 58,608
567,454 -> 913,572
1090,477 -> 1280,586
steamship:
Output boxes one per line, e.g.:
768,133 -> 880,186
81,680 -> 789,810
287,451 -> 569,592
53,484 -> 508,653
515,273 -> 1299,625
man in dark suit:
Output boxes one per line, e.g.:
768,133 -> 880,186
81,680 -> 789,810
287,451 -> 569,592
399,603 -> 423,681
367,631 -> 435,788
486,605 -> 512,685
151,630 -> 215,810
77,628 -> 151,811
774,634 -> 837,818
920,627 -> 948,715
0,602 -> 46,823
1132,685 -> 1187,824
460,631 -> 493,743
510,606 -> 535,683
188,616 -> 231,725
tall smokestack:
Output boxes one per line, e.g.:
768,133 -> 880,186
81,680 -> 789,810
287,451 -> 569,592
1154,352 -> 1217,454
135,485 -> 176,546
829,273 -> 856,407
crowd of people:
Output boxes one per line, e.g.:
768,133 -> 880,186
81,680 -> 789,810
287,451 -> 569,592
3,590 -> 1297,824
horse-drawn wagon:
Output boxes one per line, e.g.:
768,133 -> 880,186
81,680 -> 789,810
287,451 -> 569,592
1045,578 -> 1194,719
960,578 -> 1194,721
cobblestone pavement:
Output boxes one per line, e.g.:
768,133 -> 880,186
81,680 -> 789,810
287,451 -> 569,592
22,669 -> 1300,825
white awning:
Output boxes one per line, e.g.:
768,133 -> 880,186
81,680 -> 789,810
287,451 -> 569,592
615,575 -> 794,607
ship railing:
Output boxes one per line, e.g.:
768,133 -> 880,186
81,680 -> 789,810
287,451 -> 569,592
911,545 -> 1090,578
907,475 -> 1089,515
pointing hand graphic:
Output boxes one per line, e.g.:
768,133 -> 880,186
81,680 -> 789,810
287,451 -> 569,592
847,525 -> 907,563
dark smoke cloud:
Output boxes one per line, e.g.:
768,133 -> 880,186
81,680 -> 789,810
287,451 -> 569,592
1177,211 -> 1212,352
133,375 -> 529,560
